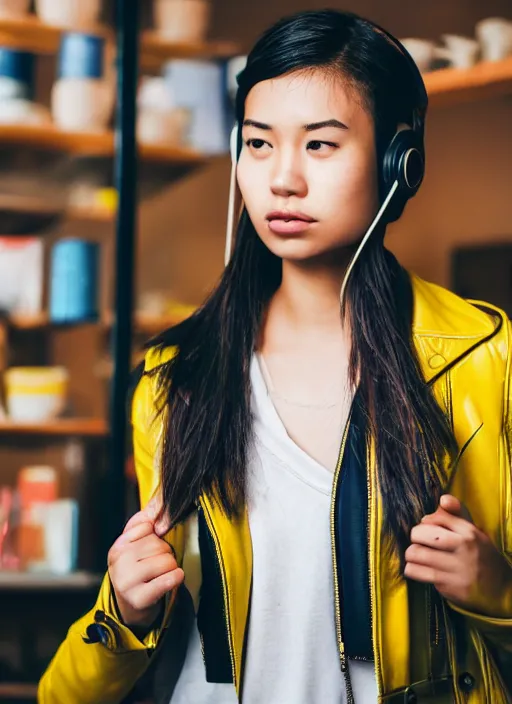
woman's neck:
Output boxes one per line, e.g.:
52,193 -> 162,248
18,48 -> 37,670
260,257 -> 352,356
273,258 -> 349,330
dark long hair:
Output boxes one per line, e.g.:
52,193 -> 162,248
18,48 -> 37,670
151,10 -> 457,555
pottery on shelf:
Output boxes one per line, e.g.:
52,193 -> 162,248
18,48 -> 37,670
154,0 -> 211,43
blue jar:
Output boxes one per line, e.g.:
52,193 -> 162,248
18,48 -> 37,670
49,239 -> 100,324
0,47 -> 35,100
58,33 -> 105,80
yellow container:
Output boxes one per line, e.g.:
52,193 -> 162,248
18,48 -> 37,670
4,367 -> 69,422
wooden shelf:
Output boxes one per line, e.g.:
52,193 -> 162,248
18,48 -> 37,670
425,56 -> 512,107
0,683 -> 37,701
0,194 -> 114,226
0,570 -> 102,590
6,312 -> 49,329
0,14 -> 109,53
141,32 -> 241,69
138,141 -> 204,164
66,204 -> 115,223
0,124 -> 114,156
8,309 -> 195,333
0,15 -> 240,65
0,418 -> 108,437
0,124 -> 206,163
0,193 -> 61,217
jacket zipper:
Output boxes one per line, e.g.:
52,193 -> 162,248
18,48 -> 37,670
197,501 -> 237,688
366,442 -> 382,695
330,415 -> 355,702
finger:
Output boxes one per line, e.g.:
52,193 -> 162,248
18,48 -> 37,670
135,535 -> 173,562
404,561 -> 440,585
405,544 -> 456,571
141,494 -> 162,522
154,508 -> 172,538
439,494 -> 473,523
119,521 -> 154,545
123,509 -> 156,533
109,522 -> 155,564
410,524 -> 460,552
137,552 -> 178,583
144,490 -> 172,537
128,568 -> 185,610
421,507 -> 474,537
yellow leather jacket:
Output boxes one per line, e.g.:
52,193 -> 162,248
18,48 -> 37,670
39,274 -> 512,703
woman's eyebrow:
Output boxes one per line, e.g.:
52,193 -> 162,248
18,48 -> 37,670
242,118 -> 348,131
305,119 -> 348,131
243,119 -> 271,130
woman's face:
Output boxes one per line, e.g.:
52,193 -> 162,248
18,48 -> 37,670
237,69 -> 380,263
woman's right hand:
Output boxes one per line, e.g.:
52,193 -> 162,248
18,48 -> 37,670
108,497 -> 185,629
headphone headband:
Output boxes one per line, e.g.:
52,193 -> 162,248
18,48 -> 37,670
369,22 -> 428,135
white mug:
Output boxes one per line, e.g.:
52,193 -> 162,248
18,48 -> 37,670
400,38 -> 450,73
475,17 -> 512,62
441,34 -> 480,69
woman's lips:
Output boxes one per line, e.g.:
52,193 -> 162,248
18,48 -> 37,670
266,210 -> 317,236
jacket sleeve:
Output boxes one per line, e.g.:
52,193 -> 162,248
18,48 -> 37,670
38,369 -> 169,703
448,317 -> 512,655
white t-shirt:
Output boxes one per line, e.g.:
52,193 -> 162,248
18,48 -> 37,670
171,356 -> 377,703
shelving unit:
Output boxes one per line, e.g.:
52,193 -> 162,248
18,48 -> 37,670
0,16 -> 219,696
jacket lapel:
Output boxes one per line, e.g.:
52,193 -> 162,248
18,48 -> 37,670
410,273 -> 502,383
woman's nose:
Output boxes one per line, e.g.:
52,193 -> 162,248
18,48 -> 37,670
270,153 -> 307,198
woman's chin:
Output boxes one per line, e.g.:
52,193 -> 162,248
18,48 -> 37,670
261,234 -> 325,260
263,236 -> 351,266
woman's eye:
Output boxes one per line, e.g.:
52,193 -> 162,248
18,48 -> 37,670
307,140 -> 338,152
246,138 -> 270,151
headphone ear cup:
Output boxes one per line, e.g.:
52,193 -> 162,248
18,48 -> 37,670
381,128 -> 425,223
382,128 -> 425,195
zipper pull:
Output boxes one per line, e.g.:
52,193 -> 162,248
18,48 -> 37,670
340,641 -> 348,672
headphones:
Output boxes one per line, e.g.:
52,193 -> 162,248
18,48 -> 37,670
225,22 -> 428,301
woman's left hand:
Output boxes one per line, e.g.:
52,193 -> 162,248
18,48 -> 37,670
404,494 -> 512,616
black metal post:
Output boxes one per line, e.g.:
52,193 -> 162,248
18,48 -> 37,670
105,0 -> 140,555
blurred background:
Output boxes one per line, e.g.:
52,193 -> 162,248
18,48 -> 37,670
0,0 -> 511,701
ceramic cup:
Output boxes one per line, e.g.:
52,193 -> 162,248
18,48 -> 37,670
400,38 -> 450,73
441,34 -> 480,69
35,0 -> 101,30
475,17 -> 512,62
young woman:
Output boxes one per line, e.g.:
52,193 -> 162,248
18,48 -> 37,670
40,10 -> 512,704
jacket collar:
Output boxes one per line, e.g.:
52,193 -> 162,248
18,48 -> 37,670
143,273 -> 504,386
410,273 -> 503,383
